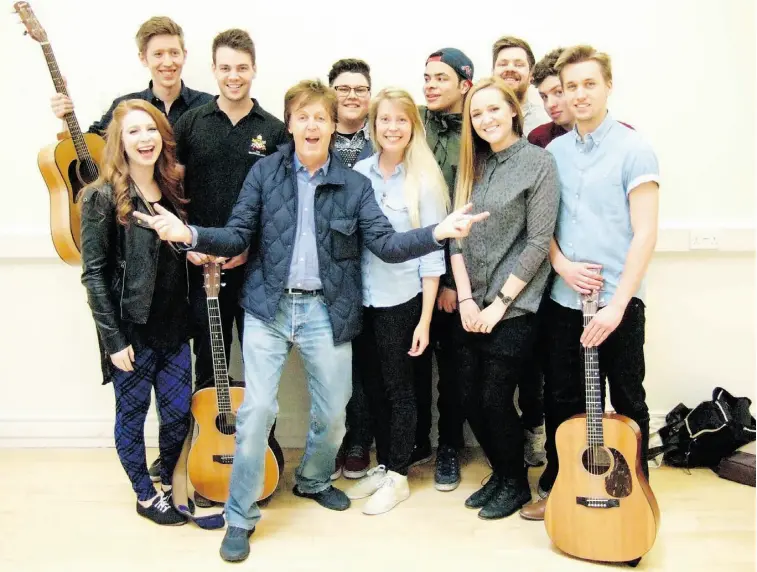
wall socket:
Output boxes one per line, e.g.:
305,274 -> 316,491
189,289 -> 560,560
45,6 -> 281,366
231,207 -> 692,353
689,229 -> 720,250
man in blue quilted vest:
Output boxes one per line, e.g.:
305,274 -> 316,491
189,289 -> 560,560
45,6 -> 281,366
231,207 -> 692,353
134,78 -> 489,563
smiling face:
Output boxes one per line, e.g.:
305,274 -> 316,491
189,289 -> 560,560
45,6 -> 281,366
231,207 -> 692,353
121,109 -> 163,167
374,98 -> 412,156
492,46 -> 532,101
212,46 -> 256,103
560,60 -> 612,126
288,97 -> 336,166
469,86 -> 517,152
423,60 -> 467,113
331,71 -> 371,127
139,34 -> 186,91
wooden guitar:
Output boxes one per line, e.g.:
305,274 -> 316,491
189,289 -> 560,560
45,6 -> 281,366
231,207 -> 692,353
544,290 -> 660,566
14,1 -> 105,266
187,261 -> 282,504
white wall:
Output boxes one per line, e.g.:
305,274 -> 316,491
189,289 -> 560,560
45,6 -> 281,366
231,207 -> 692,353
0,0 -> 754,447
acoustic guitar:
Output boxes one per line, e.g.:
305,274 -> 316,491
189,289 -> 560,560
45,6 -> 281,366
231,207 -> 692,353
187,261 -> 282,504
544,290 -> 660,566
14,1 -> 105,266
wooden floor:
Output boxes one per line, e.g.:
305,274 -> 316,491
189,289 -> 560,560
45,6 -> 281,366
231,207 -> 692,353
0,448 -> 753,571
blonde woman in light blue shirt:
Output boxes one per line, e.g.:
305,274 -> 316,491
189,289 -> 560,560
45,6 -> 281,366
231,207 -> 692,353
346,87 -> 449,515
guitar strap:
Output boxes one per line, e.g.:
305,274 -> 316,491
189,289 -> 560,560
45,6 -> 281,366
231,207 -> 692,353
171,412 -> 226,530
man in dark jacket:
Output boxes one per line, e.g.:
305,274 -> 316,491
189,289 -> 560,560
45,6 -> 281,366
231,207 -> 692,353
135,78 -> 488,563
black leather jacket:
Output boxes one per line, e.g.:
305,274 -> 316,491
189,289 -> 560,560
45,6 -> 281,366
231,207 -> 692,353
80,183 -> 189,374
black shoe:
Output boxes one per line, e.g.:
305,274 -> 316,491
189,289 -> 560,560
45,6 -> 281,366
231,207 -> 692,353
478,478 -> 531,520
194,491 -> 215,508
162,488 -> 195,514
434,445 -> 461,492
292,485 -> 350,511
136,493 -> 187,526
465,473 -> 503,509
219,526 -> 255,563
148,457 -> 162,483
409,442 -> 433,468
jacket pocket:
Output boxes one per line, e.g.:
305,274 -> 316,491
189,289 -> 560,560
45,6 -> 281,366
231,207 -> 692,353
330,218 -> 359,260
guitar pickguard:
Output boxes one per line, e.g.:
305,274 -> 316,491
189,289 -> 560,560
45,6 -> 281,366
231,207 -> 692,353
604,448 -> 632,498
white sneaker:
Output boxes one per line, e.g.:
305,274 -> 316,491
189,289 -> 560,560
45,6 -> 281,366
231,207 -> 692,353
345,465 -> 387,500
362,471 -> 410,515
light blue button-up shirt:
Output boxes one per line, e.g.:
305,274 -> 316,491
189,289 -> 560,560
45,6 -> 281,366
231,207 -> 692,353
546,112 -> 660,310
286,153 -> 329,290
354,153 -> 446,308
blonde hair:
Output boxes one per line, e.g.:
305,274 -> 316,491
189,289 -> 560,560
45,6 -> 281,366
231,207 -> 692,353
368,88 -> 449,227
555,45 -> 612,84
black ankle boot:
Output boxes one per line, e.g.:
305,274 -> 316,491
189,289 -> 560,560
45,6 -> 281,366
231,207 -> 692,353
478,478 -> 531,520
465,473 -> 503,509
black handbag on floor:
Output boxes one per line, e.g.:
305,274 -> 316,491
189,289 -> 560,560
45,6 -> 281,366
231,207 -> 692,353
649,387 -> 756,468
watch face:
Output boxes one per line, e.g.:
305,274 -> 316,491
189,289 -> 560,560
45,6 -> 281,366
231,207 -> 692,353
499,294 -> 513,305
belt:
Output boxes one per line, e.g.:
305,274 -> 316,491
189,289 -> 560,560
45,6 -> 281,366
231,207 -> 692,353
284,288 -> 323,296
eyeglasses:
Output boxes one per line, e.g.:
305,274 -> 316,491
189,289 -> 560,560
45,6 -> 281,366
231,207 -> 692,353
334,85 -> 370,97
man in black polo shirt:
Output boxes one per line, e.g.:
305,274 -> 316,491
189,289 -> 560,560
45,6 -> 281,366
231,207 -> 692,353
171,30 -> 289,505
50,16 -> 212,132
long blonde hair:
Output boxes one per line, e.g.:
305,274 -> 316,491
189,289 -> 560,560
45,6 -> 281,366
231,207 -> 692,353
454,77 -> 523,211
368,88 -> 449,227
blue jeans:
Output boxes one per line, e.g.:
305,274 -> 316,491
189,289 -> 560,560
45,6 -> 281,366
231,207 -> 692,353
225,293 -> 352,530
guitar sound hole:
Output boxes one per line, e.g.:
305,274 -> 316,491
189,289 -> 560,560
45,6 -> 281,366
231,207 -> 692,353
582,445 -> 613,476
215,412 -> 237,436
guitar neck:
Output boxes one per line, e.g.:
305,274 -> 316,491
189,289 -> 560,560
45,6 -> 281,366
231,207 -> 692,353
40,41 -> 92,161
207,298 -> 233,413
583,312 -> 604,446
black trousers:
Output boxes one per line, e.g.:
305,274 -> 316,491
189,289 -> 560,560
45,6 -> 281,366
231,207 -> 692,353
413,306 -> 466,450
343,348 -> 373,450
457,314 -> 536,480
354,295 -> 422,476
541,297 -> 650,490
188,264 -> 246,392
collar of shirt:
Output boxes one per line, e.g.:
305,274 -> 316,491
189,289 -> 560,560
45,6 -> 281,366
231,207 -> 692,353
141,80 -> 189,105
367,153 -> 405,179
200,96 -> 266,120
491,137 -> 527,163
293,151 -> 331,178
570,110 -> 614,152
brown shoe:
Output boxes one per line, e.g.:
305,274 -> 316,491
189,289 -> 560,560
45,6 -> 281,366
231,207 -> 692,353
343,445 -> 370,479
519,495 -> 548,521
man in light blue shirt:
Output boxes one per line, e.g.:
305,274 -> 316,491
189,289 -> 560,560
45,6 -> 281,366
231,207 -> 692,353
520,45 -> 660,521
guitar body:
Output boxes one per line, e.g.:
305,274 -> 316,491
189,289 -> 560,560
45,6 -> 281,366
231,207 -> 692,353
545,412 -> 660,563
188,386 -> 280,504
38,133 -> 105,265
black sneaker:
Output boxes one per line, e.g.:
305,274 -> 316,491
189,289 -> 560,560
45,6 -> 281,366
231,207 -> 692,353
434,445 -> 461,491
464,473 -> 502,509
219,526 -> 255,563
478,478 -> 531,520
292,485 -> 351,511
194,491 -> 216,508
136,493 -> 187,526
409,442 -> 433,468
148,457 -> 162,483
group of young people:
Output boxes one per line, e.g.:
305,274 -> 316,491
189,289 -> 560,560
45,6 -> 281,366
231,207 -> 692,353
66,15 -> 659,564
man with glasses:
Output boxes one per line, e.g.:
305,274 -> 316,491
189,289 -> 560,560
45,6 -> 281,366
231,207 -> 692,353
327,58 -> 374,482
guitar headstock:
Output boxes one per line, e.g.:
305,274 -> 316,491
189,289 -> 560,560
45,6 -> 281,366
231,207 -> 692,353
203,261 -> 222,297
14,2 -> 48,43
580,289 -> 599,317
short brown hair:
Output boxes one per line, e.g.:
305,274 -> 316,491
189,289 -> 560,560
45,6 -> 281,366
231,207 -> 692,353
284,79 -> 338,127
531,47 -> 565,87
212,29 -> 256,65
135,16 -> 184,55
491,36 -> 536,70
328,58 -> 371,87
555,45 -> 612,84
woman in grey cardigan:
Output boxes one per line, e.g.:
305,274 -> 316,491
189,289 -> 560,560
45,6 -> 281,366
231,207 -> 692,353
449,76 -> 560,520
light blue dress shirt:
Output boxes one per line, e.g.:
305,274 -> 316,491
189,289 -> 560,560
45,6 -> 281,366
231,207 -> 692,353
286,153 -> 329,290
353,153 -> 446,308
546,112 -> 660,310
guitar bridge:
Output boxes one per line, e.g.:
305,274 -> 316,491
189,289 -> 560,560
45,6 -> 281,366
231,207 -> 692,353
576,496 -> 620,509
212,455 -> 234,465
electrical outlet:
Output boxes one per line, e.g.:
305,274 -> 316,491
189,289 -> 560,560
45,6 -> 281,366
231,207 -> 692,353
689,230 -> 720,250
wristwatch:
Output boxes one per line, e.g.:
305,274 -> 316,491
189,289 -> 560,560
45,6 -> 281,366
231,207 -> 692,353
497,292 -> 513,306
